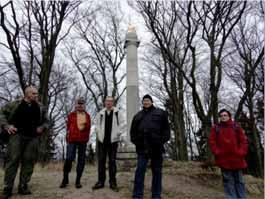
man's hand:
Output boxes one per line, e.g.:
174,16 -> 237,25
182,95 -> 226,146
36,126 -> 44,134
4,125 -> 17,135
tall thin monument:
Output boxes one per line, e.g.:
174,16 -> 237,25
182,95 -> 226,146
125,25 -> 140,143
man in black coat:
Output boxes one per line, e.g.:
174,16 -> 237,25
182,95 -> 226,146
130,94 -> 170,199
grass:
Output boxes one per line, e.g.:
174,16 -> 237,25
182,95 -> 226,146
0,160 -> 263,199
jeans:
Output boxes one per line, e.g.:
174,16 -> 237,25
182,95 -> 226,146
222,169 -> 247,199
64,142 -> 87,181
97,141 -> 118,185
133,153 -> 163,199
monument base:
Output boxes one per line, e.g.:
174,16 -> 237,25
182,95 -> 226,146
117,142 -> 136,160
117,142 -> 137,171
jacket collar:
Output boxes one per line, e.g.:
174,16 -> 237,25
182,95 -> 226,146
219,119 -> 234,126
142,104 -> 155,112
99,107 -> 118,115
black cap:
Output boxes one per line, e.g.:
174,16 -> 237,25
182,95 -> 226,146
77,97 -> 85,104
142,94 -> 153,103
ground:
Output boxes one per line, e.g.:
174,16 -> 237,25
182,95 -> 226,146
0,160 -> 263,199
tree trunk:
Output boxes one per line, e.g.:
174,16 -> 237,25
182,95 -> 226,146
249,98 -> 264,177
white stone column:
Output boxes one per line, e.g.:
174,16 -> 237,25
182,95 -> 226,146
125,25 -> 140,145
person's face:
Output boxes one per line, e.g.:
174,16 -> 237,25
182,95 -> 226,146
143,98 -> 152,108
27,88 -> 39,102
219,112 -> 230,122
76,103 -> 85,112
105,98 -> 114,109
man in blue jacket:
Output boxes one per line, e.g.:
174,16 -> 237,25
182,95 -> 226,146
130,94 -> 170,199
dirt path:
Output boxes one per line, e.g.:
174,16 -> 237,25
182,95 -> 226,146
0,162 -> 263,199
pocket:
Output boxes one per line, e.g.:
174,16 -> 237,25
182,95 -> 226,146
236,149 -> 245,157
27,138 -> 39,162
235,170 -> 244,183
7,134 -> 20,159
222,170 -> 233,183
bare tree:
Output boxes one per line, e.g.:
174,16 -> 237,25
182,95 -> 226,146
0,0 -> 84,163
224,7 -> 264,177
66,2 -> 126,113
0,1 -> 81,104
133,1 -> 201,161
134,1 -> 247,160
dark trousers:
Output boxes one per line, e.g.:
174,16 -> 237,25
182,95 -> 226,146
63,142 -> 87,183
221,169 -> 247,199
97,141 -> 118,185
133,153 -> 163,199
4,134 -> 39,190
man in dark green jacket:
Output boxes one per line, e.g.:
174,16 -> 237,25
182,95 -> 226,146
0,86 -> 49,199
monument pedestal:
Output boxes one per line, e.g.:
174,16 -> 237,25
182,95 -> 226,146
117,142 -> 136,160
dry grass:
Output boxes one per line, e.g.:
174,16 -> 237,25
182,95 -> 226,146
0,160 -> 263,199
35,161 -> 65,172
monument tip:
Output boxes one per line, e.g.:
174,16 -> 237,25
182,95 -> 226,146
128,24 -> 136,33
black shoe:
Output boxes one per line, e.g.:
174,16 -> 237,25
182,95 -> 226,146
75,183 -> 82,189
75,177 -> 82,189
92,182 -> 104,190
2,187 -> 12,199
59,177 -> 69,188
110,184 -> 119,192
18,184 -> 32,195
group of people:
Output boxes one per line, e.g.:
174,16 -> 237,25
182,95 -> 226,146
0,86 -> 248,199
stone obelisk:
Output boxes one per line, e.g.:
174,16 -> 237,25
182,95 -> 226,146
125,25 -> 140,145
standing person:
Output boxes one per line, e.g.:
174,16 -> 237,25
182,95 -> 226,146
209,109 -> 248,199
60,98 -> 91,189
92,96 -> 124,192
0,86 -> 49,198
130,94 -> 170,199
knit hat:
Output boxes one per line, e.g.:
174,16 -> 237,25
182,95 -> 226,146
142,94 -> 153,103
77,97 -> 85,104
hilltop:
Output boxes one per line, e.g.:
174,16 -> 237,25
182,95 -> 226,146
0,160 -> 263,199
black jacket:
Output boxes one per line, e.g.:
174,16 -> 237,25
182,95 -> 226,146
130,105 -> 170,155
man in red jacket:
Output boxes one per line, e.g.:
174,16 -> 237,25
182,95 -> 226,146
209,109 -> 248,199
60,98 -> 91,189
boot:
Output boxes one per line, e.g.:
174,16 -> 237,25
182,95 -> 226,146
18,184 -> 32,195
110,182 -> 119,192
75,175 -> 82,189
75,181 -> 82,189
92,182 -> 104,190
60,160 -> 72,188
59,175 -> 69,188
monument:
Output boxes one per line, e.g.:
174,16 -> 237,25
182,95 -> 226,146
125,24 -> 140,142
117,25 -> 140,160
